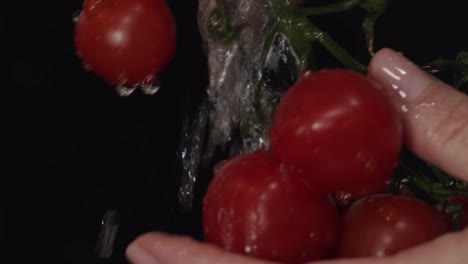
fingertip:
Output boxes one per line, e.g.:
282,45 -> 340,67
368,48 -> 396,80
368,47 -> 437,101
126,234 -> 157,264
367,47 -> 468,183
126,240 -> 158,264
126,232 -> 173,264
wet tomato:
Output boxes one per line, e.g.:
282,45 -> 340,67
202,150 -> 339,263
334,194 -> 449,258
269,69 -> 403,198
74,0 -> 176,86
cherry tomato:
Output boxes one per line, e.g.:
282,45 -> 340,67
269,69 -> 403,198
203,150 -> 339,263
74,0 -> 176,86
334,194 -> 449,258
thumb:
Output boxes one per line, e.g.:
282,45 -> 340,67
368,48 -> 468,182
125,232 -> 276,264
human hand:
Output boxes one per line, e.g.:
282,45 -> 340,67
125,48 -> 468,264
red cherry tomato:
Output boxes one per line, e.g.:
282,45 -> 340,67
74,0 -> 176,86
203,150 -> 339,263
334,194 -> 449,258
269,69 -> 403,198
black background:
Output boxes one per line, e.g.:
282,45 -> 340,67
2,0 -> 467,263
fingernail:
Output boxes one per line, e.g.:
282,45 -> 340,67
369,48 -> 436,101
126,241 -> 160,264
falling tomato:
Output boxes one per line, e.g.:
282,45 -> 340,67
74,0 -> 177,86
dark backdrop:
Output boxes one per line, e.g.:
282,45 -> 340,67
2,1 -> 467,263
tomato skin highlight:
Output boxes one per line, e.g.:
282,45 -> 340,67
334,194 -> 449,258
269,69 -> 403,198
74,0 -> 176,86
202,150 -> 339,263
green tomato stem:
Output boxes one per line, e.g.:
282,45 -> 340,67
307,23 -> 368,73
398,162 -> 467,200
268,0 -> 367,73
363,13 -> 379,56
422,59 -> 468,75
422,59 -> 468,90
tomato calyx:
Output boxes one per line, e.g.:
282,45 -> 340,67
390,157 -> 468,230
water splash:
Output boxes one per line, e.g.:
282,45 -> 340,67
72,11 -> 81,23
174,0 -> 300,210
115,85 -> 137,97
83,63 -> 93,71
96,210 -> 120,259
114,76 -> 161,97
140,76 -> 161,96
177,100 -> 209,211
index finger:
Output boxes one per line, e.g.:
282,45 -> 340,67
368,48 -> 468,181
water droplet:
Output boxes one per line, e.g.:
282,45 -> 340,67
83,63 -> 93,71
386,213 -> 398,222
249,212 -> 258,221
355,151 -> 366,161
335,192 -> 352,207
415,102 -> 436,109
365,160 -> 376,172
398,90 -> 407,99
395,66 -> 407,75
140,76 -> 161,96
244,245 -> 252,253
249,233 -> 257,241
72,11 -> 81,23
115,85 -> 137,97
268,182 -> 279,190
96,210 -> 119,259
401,105 -> 409,112
377,206 -> 399,223
376,248 -> 386,257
